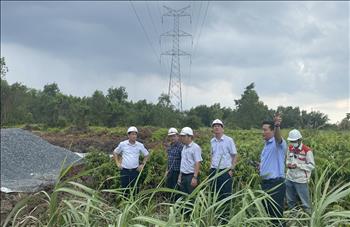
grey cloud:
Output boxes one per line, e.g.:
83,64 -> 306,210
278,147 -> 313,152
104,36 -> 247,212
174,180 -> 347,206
1,1 -> 348,122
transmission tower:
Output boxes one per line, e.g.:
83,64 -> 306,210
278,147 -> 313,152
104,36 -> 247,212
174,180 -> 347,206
160,5 -> 192,111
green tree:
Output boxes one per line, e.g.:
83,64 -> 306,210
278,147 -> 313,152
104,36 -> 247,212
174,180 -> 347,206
1,78 -> 11,124
43,83 -> 60,97
152,93 -> 181,128
276,106 -> 302,128
301,110 -> 329,129
107,86 -> 128,103
87,90 -> 108,125
234,83 -> 269,129
338,113 -> 350,130
157,93 -> 173,109
182,114 -> 202,129
0,57 -> 9,79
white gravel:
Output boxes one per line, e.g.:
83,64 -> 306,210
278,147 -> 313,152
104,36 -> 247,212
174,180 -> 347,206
1,128 -> 82,193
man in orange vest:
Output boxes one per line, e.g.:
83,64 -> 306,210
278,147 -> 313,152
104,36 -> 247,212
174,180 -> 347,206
286,129 -> 315,214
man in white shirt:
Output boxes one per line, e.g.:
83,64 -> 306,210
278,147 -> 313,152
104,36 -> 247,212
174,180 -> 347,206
209,119 -> 238,200
113,126 -> 149,194
177,127 -> 203,194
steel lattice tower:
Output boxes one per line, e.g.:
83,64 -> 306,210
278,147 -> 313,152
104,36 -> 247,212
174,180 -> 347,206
161,5 -> 192,111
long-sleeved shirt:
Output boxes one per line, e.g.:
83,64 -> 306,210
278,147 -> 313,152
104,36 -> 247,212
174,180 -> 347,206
286,143 -> 315,183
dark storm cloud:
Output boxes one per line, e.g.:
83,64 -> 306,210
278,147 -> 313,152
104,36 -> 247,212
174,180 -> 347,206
1,1 -> 348,122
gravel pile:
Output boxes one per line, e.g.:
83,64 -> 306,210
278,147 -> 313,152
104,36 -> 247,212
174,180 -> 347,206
1,128 -> 82,193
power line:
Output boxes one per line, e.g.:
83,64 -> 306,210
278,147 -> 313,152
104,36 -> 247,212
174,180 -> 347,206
193,1 -> 209,58
129,1 -> 160,63
146,2 -> 160,37
192,1 -> 203,48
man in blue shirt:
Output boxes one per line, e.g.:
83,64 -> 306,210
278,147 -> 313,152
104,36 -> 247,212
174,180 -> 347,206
260,114 -> 287,227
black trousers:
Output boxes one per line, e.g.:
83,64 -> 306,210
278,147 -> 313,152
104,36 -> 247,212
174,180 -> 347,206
209,168 -> 233,201
180,173 -> 198,194
261,177 -> 286,227
166,170 -> 180,189
166,170 -> 180,201
121,168 -> 139,195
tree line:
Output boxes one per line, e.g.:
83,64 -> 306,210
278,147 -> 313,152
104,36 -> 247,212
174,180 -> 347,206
1,57 -> 349,130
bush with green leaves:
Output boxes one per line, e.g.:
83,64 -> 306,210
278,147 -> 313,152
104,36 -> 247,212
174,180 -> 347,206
84,148 -> 120,190
4,165 -> 350,227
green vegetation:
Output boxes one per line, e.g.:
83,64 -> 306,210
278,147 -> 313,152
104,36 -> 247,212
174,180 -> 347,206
3,127 -> 350,226
1,56 -> 349,226
2,57 -> 348,130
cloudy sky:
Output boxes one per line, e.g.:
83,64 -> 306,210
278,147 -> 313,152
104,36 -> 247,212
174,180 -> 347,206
1,1 -> 349,123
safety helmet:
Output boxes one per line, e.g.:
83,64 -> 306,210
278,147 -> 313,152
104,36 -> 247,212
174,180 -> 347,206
287,129 -> 302,141
179,127 -> 193,136
127,126 -> 138,134
168,127 -> 178,136
211,119 -> 224,127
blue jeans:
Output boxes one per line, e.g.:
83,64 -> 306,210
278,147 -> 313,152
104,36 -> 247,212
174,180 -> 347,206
286,180 -> 311,214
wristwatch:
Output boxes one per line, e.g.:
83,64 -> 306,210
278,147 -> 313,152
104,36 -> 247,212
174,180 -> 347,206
193,176 -> 198,179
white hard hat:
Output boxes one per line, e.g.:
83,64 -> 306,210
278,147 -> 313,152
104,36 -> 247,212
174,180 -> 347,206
211,119 -> 224,127
168,127 -> 178,135
127,126 -> 138,134
179,127 -> 193,136
287,129 -> 302,141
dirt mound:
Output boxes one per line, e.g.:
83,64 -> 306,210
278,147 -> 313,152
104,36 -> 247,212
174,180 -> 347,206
34,128 -> 162,153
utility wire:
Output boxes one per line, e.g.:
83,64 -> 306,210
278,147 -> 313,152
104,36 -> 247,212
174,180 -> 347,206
130,1 -> 160,63
193,1 -> 209,58
146,2 -> 160,37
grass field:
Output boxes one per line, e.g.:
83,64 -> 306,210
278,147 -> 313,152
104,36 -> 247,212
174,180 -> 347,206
3,126 -> 350,226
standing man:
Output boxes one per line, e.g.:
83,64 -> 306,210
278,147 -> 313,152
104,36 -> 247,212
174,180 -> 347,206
165,127 -> 183,190
260,114 -> 287,226
113,126 -> 149,194
286,129 -> 315,214
177,127 -> 203,194
209,119 -> 238,200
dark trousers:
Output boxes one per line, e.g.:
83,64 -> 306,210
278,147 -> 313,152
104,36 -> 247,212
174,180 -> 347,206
261,177 -> 286,227
166,170 -> 180,201
180,173 -> 198,194
167,170 -> 180,189
209,168 -> 233,201
121,168 -> 139,195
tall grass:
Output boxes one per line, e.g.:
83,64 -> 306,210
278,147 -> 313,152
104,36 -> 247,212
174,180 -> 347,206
4,165 -> 350,227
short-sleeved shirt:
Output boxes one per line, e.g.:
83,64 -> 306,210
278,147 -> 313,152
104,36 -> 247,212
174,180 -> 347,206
167,141 -> 183,172
113,140 -> 149,169
210,134 -> 237,169
180,142 -> 203,174
260,137 -> 287,179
